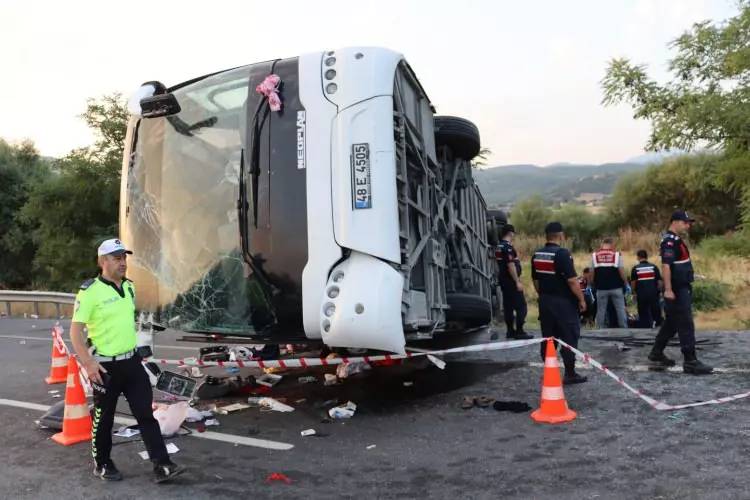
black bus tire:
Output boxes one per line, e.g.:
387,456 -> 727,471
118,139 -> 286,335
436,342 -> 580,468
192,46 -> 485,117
434,116 -> 481,160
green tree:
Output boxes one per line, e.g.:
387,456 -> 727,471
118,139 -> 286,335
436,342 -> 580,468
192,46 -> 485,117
511,195 -> 552,235
554,204 -> 609,251
602,2 -> 750,226
0,139 -> 50,288
22,94 -> 127,291
606,153 -> 741,238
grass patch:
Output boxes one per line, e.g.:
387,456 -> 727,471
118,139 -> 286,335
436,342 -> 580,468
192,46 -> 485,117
691,280 -> 730,312
699,231 -> 750,258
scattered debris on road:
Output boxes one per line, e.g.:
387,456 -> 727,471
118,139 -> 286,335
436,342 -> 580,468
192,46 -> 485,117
329,401 -> 357,419
256,373 -> 282,387
257,398 -> 294,413
139,442 -> 179,460
216,402 -> 250,414
114,426 -> 140,438
336,361 -> 370,379
492,401 -> 532,413
265,472 -> 292,484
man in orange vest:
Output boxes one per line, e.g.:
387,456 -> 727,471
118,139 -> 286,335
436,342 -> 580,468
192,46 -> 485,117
591,237 -> 629,328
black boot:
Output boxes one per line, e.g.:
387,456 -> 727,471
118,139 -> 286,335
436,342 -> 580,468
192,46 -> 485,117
683,359 -> 713,375
514,322 -> 534,339
682,350 -> 713,375
508,330 -> 533,340
563,372 -> 588,385
507,324 -> 533,340
505,324 -> 516,338
648,350 -> 676,367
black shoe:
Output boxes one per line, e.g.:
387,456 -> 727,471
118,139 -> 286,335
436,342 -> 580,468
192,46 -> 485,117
94,461 -> 123,481
507,330 -> 534,340
648,352 -> 676,367
563,373 -> 588,385
154,461 -> 185,483
683,359 -> 713,375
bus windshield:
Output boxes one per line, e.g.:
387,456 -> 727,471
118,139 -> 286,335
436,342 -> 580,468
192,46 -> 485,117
123,65 -> 274,334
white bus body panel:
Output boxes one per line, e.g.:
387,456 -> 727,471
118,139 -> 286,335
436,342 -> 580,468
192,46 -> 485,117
331,96 -> 400,263
300,48 -> 406,351
320,251 -> 405,354
299,51 -> 342,339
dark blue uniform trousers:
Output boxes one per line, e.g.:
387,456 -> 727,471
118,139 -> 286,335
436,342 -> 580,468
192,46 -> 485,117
653,287 -> 696,359
637,293 -> 663,328
500,281 -> 527,333
538,295 -> 580,374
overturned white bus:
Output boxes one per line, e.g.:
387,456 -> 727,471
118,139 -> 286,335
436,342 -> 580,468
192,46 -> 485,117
121,47 -> 494,354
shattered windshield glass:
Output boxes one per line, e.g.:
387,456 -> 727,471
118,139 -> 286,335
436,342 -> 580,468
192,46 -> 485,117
123,66 -> 273,334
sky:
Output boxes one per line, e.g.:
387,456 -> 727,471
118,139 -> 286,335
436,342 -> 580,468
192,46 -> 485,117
0,0 -> 739,166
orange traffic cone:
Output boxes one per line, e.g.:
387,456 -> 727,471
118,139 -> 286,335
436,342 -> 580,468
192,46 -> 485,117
45,333 -> 68,384
531,338 -> 577,424
51,356 -> 92,445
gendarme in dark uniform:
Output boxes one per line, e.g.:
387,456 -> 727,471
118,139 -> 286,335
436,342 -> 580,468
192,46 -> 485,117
630,250 -> 663,328
531,222 -> 587,385
648,211 -> 712,374
70,239 -> 186,483
495,224 -> 532,340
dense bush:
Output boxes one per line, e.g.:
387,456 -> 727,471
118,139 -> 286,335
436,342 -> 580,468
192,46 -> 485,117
553,204 -> 610,252
510,195 -> 552,235
692,280 -> 730,312
699,231 -> 750,258
606,154 -> 742,240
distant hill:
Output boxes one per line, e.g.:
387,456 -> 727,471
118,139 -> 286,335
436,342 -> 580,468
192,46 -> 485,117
474,162 -> 649,207
626,150 -> 684,165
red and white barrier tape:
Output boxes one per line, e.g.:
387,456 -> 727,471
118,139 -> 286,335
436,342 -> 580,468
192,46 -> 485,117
47,324 -> 749,412
553,337 -> 750,411
144,338 -> 545,369
51,325 -> 91,391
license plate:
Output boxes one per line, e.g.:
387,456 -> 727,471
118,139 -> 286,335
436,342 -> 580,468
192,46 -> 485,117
351,143 -> 372,209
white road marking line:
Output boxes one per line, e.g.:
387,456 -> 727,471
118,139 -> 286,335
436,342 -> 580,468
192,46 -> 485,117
0,398 -> 49,412
0,398 -> 294,451
0,334 -> 198,352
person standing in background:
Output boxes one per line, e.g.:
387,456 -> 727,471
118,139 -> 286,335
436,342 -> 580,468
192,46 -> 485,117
630,249 -> 663,328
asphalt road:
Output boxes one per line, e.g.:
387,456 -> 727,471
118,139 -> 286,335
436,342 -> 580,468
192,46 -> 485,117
2,318 -> 750,499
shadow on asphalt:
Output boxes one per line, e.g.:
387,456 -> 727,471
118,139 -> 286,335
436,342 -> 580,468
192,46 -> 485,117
246,360 -> 525,416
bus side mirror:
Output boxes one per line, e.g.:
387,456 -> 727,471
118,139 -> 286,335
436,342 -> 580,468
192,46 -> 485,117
140,93 -> 181,118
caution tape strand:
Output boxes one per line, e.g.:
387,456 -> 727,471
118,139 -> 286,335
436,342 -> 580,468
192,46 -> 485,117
553,337 -> 750,411
144,337 -> 545,369
47,324 -> 750,412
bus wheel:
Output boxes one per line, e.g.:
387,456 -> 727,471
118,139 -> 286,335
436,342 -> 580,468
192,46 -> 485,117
446,293 -> 492,328
434,116 -> 481,160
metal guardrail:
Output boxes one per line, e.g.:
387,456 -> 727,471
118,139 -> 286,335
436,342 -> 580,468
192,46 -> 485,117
0,290 -> 76,318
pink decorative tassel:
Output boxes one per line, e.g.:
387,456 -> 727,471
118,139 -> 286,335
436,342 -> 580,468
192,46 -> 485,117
255,74 -> 282,112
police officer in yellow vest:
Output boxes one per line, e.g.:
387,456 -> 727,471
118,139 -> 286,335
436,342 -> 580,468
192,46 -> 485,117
70,239 -> 185,483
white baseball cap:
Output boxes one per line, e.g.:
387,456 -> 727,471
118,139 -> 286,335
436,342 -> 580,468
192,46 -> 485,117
97,238 -> 133,256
